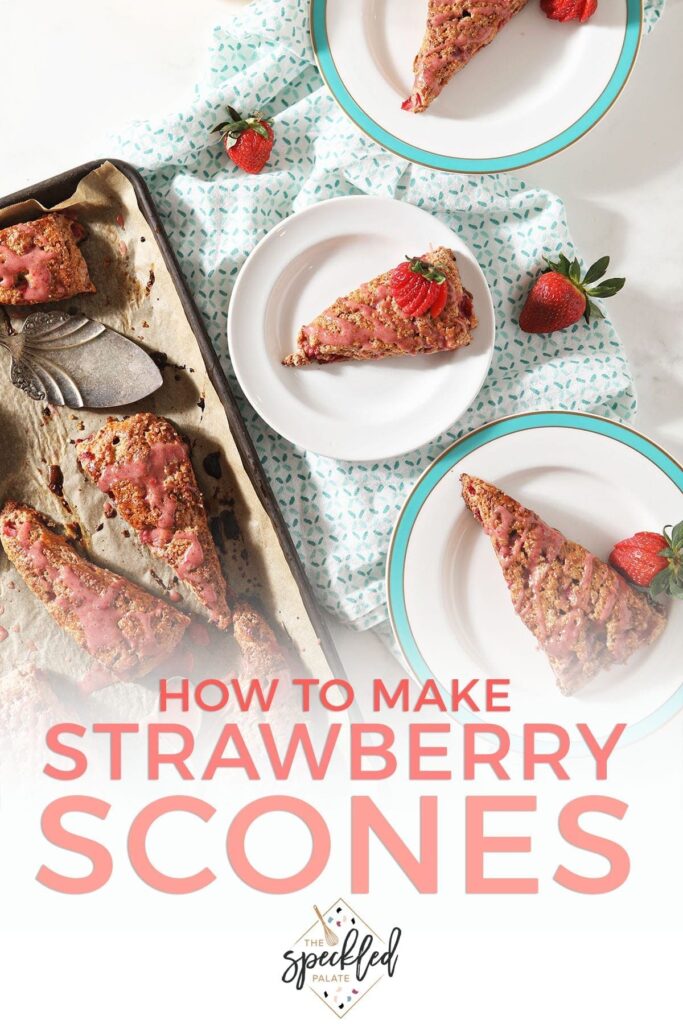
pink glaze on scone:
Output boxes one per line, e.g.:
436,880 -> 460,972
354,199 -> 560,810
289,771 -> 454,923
0,213 -> 94,304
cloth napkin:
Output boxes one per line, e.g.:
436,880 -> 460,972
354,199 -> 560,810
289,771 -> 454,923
116,0 -> 665,632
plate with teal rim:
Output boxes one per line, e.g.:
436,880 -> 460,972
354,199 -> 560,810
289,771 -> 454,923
386,412 -> 683,749
310,1 -> 642,174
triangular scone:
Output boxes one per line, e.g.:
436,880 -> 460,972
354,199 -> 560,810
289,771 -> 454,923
403,1 -> 530,114
232,600 -> 291,678
460,474 -> 667,695
0,664 -> 73,776
283,247 -> 476,367
0,502 -> 190,679
76,413 -> 231,630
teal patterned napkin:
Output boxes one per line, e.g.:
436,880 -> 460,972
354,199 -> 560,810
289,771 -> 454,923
116,0 -> 664,631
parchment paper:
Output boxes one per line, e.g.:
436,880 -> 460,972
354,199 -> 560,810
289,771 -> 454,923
0,162 -> 331,719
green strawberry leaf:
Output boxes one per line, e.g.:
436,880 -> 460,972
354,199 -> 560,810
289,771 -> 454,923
670,521 -> 683,549
569,257 -> 581,283
248,120 -> 270,140
583,255 -> 610,285
649,567 -> 671,598
585,299 -> 605,323
407,256 -> 446,284
586,277 -> 626,298
545,253 -> 571,276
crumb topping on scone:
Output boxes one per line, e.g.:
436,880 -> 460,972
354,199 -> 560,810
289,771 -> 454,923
0,501 -> 190,679
461,474 -> 667,694
76,413 -> 231,630
404,0 -> 530,114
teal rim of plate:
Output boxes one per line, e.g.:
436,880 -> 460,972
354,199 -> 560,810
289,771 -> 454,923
386,412 -> 683,750
311,0 -> 643,173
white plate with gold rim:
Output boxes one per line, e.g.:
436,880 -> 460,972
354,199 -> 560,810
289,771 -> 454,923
311,0 -> 642,173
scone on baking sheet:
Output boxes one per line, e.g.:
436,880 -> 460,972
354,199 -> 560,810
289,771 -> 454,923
403,1 -> 530,114
0,501 -> 190,680
0,664 -> 71,782
230,600 -> 301,749
283,247 -> 476,367
460,474 -> 667,695
76,413 -> 231,631
0,213 -> 95,305
232,600 -> 291,679
0,664 -> 69,766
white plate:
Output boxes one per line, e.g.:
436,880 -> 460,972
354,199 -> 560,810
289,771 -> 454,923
387,413 -> 683,746
228,196 -> 495,461
312,0 -> 642,173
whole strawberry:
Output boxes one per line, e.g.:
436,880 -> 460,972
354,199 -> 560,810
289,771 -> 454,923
213,105 -> 274,175
391,256 -> 449,319
541,0 -> 598,22
609,522 -> 683,600
519,253 -> 624,334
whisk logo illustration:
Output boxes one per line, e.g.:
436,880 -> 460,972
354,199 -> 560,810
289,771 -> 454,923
281,897 -> 401,1018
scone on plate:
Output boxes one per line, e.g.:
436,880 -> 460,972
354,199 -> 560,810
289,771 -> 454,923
232,600 -> 290,678
403,1 -> 530,114
0,213 -> 95,305
76,413 -> 231,630
283,248 -> 476,367
461,474 -> 667,694
0,501 -> 190,680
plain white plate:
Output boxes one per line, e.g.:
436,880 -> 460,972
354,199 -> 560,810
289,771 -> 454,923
312,0 -> 641,172
228,196 -> 495,461
387,413 -> 683,745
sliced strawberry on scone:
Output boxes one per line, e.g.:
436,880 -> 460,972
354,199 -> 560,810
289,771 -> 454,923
541,0 -> 598,23
461,475 -> 667,695
283,247 -> 477,367
610,523 -> 683,600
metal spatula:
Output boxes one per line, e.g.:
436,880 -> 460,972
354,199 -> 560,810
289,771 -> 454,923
0,310 -> 163,409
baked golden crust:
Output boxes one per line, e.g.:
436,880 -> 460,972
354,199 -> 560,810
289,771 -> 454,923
461,474 -> 667,694
0,501 -> 190,679
76,413 -> 231,630
0,213 -> 95,305
0,664 -> 70,774
232,600 -> 289,678
0,664 -> 66,738
283,247 -> 477,367
405,0 -> 530,113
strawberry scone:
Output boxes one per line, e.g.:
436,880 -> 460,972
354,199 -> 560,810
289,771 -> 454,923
461,475 -> 666,694
0,502 -> 190,679
76,413 -> 231,630
403,0 -> 530,114
283,248 -> 476,367
0,664 -> 72,775
0,213 -> 95,305
232,600 -> 291,678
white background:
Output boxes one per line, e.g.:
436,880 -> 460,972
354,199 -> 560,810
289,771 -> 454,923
1,2 -> 681,1021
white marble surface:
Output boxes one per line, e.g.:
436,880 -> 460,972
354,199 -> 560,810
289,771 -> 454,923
2,0 -> 681,678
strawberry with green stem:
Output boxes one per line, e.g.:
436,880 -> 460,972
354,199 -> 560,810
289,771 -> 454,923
519,253 -> 625,334
213,105 -> 274,175
609,522 -> 683,600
